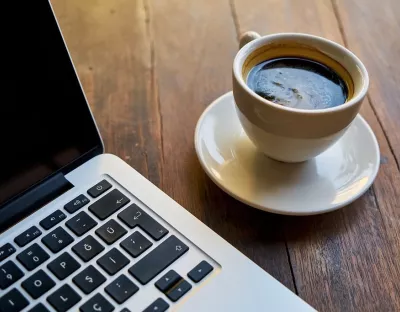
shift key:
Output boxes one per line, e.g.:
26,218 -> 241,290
89,189 -> 130,220
129,235 -> 189,285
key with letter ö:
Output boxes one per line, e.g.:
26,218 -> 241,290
17,243 -> 50,271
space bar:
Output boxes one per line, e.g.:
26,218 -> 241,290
128,235 -> 189,284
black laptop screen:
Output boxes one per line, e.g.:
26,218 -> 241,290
0,1 -> 102,207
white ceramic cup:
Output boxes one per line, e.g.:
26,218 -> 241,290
232,32 -> 369,162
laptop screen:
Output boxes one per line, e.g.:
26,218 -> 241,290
0,1 -> 103,208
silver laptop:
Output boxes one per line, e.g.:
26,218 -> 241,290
0,2 -> 315,311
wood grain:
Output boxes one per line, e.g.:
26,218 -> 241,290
232,0 -> 400,310
51,0 -> 163,186
333,0 -> 400,168
50,0 -> 400,310
148,0 -> 295,290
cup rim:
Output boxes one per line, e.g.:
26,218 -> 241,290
233,32 -> 369,114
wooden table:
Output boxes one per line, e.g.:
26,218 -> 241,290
52,0 -> 400,311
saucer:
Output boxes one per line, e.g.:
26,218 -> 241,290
194,92 -> 380,215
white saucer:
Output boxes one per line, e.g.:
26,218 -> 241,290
194,92 -> 380,215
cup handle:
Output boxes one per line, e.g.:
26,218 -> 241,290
239,31 -> 261,49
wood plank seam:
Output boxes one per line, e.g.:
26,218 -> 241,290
229,0 -> 242,40
284,238 -> 299,295
228,0 -> 300,296
331,0 -> 400,173
143,0 -> 165,183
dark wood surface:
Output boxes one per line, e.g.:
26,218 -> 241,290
51,0 -> 400,311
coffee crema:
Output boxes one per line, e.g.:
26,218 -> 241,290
247,57 -> 349,110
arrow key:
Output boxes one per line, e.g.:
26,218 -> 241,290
143,298 -> 169,312
155,270 -> 182,293
166,279 -> 192,302
187,260 -> 214,283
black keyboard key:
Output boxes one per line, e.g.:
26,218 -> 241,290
0,243 -> 16,262
80,293 -> 114,312
105,274 -> 139,304
17,243 -> 50,271
73,265 -> 106,294
22,269 -> 55,299
120,231 -> 152,258
14,226 -> 42,247
87,180 -> 112,198
121,309 -> 131,312
155,270 -> 181,292
166,279 -> 192,302
40,210 -> 67,230
118,205 -> 168,240
96,219 -> 127,245
47,284 -> 82,312
42,227 -> 74,253
72,235 -> 104,262
66,211 -> 98,236
0,261 -> 24,289
143,298 -> 169,312
129,235 -> 189,285
65,194 -> 90,214
89,189 -> 130,220
48,252 -> 81,280
97,248 -> 129,275
0,289 -> 29,312
29,303 -> 50,312
187,260 -> 214,283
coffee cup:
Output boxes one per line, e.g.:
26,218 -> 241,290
232,32 -> 369,162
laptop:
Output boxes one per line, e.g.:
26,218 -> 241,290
0,1 -> 315,311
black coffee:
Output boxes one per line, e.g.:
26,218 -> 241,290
247,57 -> 348,110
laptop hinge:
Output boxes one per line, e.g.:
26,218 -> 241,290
0,173 -> 73,233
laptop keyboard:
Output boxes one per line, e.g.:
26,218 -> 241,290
0,178 -> 215,312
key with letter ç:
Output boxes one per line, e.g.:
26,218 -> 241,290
118,204 -> 168,240
129,235 -> 189,284
89,189 -> 130,220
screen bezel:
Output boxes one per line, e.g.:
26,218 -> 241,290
0,1 -> 104,215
